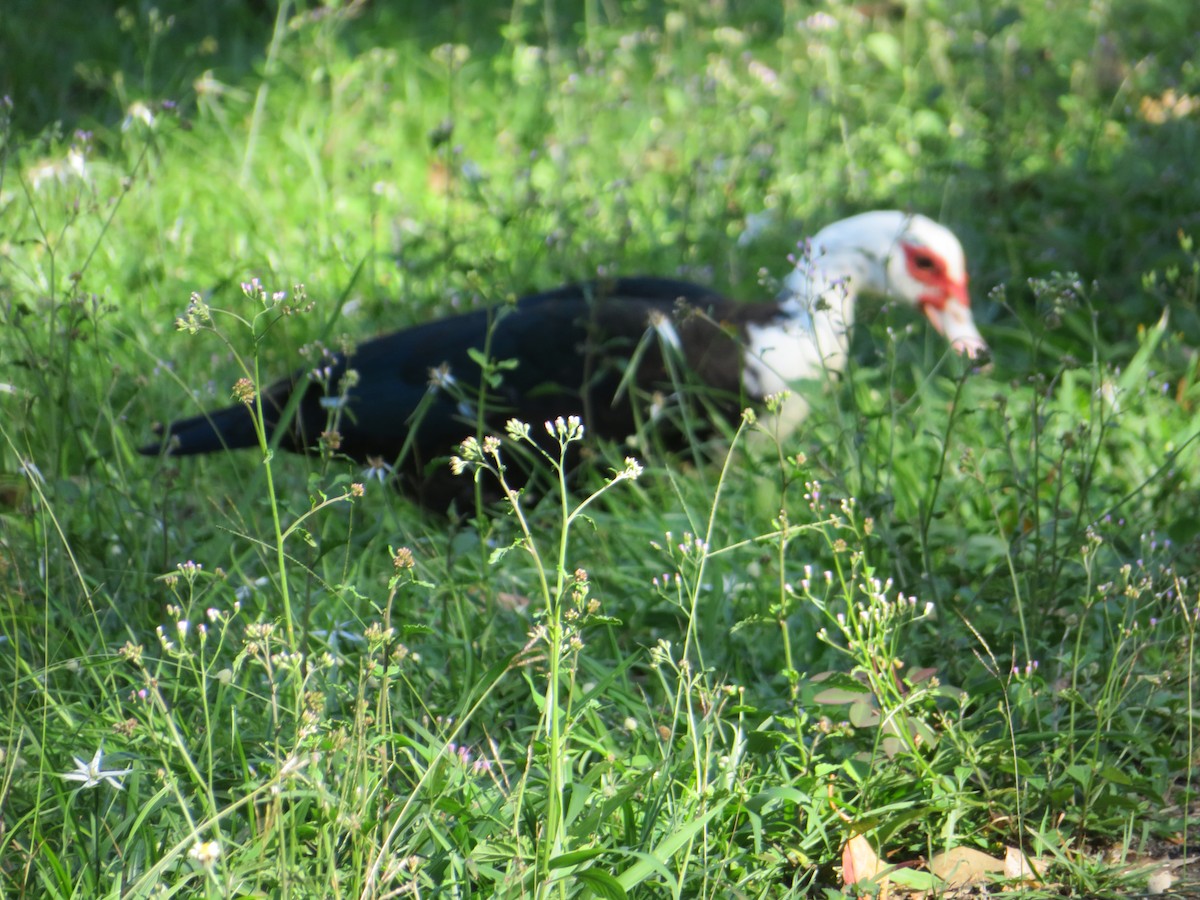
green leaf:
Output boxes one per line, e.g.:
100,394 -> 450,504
1098,765 -> 1133,786
746,786 -> 812,814
886,865 -> 940,889
488,538 -> 523,564
813,686 -> 869,705
731,614 -> 774,632
574,867 -> 627,900
550,847 -> 608,868
466,347 -> 519,372
615,800 -> 728,891
746,730 -> 784,753
810,672 -> 870,705
471,840 -> 525,864
865,32 -> 902,71
1065,764 -> 1093,786
1117,307 -> 1170,394
994,756 -> 1035,777
582,614 -> 623,626
842,758 -> 871,783
848,699 -> 881,728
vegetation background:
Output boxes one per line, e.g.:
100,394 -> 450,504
1,0 -> 1198,896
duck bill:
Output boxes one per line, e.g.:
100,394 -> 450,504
922,285 -> 988,358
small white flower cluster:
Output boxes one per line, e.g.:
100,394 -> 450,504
647,528 -> 713,592
454,434 -> 494,467
156,599 -> 222,654
175,292 -> 212,333
804,480 -> 824,512
786,563 -> 836,597
446,742 -> 493,775
763,390 -> 792,415
448,436 -> 483,475
546,415 -> 584,442
1011,660 -> 1040,678
240,277 -> 286,308
805,569 -> 937,650
505,418 -> 531,441
447,415 -> 642,516
648,638 -> 676,668
188,839 -> 222,870
614,457 -> 643,482
650,531 -> 703,556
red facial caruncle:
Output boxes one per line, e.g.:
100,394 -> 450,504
899,240 -> 987,358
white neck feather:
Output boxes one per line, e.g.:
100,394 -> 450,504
741,249 -> 872,399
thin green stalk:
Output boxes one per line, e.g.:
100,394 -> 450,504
250,352 -> 296,647
916,366 -> 971,609
239,0 -> 291,185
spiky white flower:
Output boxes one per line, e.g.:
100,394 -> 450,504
60,746 -> 132,791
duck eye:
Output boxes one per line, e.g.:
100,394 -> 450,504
912,254 -> 937,271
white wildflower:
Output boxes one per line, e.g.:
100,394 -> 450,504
60,746 -> 132,791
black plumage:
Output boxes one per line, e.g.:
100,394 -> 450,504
141,277 -> 770,506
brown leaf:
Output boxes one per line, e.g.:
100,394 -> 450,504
1147,868 -> 1176,894
427,160 -> 450,195
494,591 -> 531,612
1004,845 -> 1042,882
842,834 -> 887,887
929,846 -> 1005,887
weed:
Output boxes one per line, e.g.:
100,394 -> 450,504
2,1 -> 1198,896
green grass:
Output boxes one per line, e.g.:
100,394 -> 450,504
2,1 -> 1199,897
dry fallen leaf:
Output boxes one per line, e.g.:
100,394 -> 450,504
1146,868 -> 1176,894
1117,856 -> 1188,895
426,160 -> 451,195
928,846 -> 1005,887
1005,845 -> 1042,882
843,833 -> 890,896
494,591 -> 531,612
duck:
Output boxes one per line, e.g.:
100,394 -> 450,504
140,210 -> 988,507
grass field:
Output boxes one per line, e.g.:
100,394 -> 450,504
2,1 -> 1199,896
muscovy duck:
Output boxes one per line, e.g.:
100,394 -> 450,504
140,210 -> 987,506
